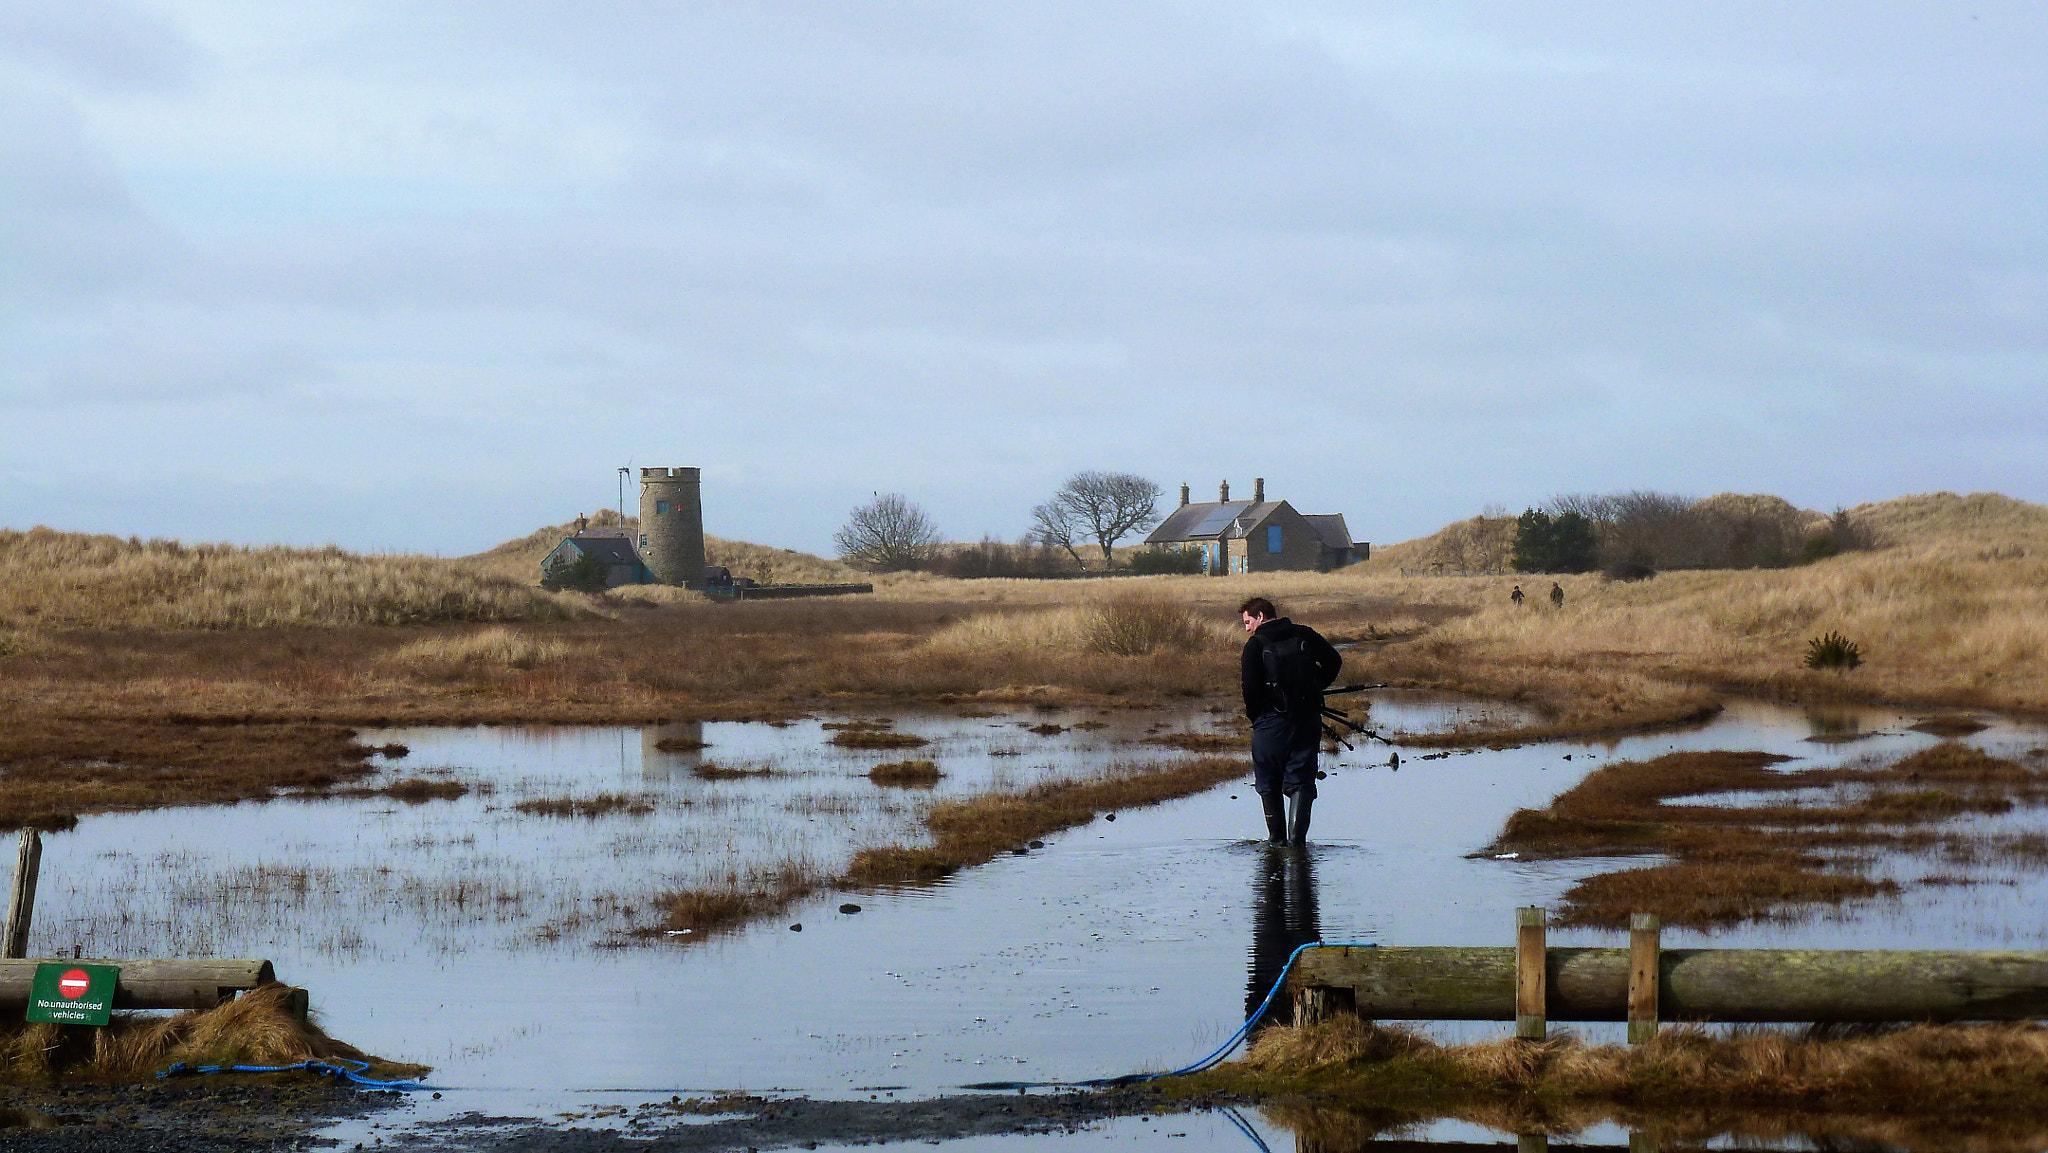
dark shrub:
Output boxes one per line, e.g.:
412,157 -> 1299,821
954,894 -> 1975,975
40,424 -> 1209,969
1126,547 -> 1203,575
1805,631 -> 1863,672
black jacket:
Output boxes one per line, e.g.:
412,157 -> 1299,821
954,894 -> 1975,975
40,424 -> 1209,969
1241,618 -> 1342,719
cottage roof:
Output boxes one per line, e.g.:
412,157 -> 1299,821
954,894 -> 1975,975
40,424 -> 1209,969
1301,514 -> 1352,551
552,536 -> 644,566
1149,498 -> 1358,552
1147,501 -> 1290,543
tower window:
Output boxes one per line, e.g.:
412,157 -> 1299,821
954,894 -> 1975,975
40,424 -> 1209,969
656,500 -> 671,516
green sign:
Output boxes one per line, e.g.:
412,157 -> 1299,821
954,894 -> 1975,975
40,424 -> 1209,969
26,963 -> 119,1026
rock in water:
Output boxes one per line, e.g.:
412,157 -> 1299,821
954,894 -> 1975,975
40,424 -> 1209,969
838,903 -> 862,914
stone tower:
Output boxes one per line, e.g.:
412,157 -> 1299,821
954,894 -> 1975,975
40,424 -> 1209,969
640,467 -> 706,588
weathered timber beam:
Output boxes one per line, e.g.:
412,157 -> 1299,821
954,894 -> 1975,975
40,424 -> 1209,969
1289,946 -> 2048,1023
0,959 -> 276,1011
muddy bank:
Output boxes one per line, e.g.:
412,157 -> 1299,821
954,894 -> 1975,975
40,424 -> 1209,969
327,1088 -> 1184,1152
0,1077 -> 398,1152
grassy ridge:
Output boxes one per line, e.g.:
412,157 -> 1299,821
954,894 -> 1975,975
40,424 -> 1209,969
0,527 -> 575,631
4,490 -> 2046,730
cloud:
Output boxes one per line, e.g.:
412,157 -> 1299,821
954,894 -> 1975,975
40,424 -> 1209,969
2,2 -> 2046,553
0,0 -> 204,93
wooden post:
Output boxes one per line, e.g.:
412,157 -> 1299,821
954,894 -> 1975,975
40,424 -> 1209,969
1516,906 -> 1546,1040
283,986 -> 311,1022
1628,913 -> 1661,1045
1517,1133 -> 1548,1153
1629,1131 -> 1659,1153
1293,985 -> 1356,1025
3,831 -> 40,960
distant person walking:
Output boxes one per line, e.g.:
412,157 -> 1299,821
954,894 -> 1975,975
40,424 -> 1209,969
1510,584 -> 1524,607
1240,596 -> 1342,847
1550,581 -> 1565,608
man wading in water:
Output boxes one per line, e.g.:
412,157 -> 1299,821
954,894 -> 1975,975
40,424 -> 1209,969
1240,596 -> 1342,846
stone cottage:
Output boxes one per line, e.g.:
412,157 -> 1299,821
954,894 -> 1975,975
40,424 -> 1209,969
1143,478 -> 1366,575
540,524 -> 655,589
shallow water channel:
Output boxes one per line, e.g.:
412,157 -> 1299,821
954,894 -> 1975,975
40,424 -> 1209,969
25,696 -> 2048,1150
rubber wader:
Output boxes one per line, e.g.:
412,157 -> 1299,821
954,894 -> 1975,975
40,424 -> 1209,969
1286,792 -> 1313,846
1262,793 -> 1288,844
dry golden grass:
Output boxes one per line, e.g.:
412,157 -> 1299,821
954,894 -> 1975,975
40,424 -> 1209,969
1353,513 -> 1519,575
1361,492 -> 2048,722
924,593 -> 1232,660
382,626 -> 581,672
0,527 -> 576,631
1205,1015 -> 2048,1119
5,490 -> 2043,759
0,983 -> 420,1082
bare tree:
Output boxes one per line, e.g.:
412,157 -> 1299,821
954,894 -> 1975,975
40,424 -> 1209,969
834,492 -> 941,572
1030,500 -> 1088,569
1050,471 -> 1162,569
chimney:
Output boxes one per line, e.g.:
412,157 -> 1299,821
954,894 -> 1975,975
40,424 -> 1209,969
1219,480 -> 1230,503
1253,477 -> 1265,503
1179,483 -> 1190,508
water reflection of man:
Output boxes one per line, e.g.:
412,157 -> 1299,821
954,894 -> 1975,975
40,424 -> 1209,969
1246,847 -> 1322,1025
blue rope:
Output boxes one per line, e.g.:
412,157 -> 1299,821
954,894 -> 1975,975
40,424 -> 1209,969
1221,1105 -> 1275,1152
961,939 -> 1376,1090
157,1057 -> 425,1090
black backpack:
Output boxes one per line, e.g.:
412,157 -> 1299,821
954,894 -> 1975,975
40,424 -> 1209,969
1259,630 -> 1322,716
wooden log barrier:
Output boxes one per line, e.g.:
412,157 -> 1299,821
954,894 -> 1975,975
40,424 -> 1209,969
0,959 -> 276,1012
1289,946 -> 2048,1023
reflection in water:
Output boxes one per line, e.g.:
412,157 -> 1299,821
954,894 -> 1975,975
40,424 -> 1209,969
1247,847 -> 1321,1025
639,720 -> 707,781
1804,706 -> 1877,744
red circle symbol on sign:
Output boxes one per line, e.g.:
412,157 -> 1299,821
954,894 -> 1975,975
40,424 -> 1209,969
57,969 -> 91,999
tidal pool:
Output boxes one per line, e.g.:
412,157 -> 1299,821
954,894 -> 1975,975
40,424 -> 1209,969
22,696 -> 2048,1150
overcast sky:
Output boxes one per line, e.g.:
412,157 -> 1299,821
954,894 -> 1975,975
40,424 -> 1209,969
4,3 -> 2044,556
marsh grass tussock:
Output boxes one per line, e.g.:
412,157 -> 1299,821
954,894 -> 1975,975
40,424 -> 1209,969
513,794 -> 655,818
1490,742 -> 2048,927
1208,1016 -> 2048,1117
827,729 -> 929,750
844,755 -> 1248,886
655,755 -> 1246,938
363,778 -> 469,804
1140,731 -> 1239,751
0,718 -> 378,831
0,983 -> 418,1083
866,759 -> 943,787
690,762 -> 777,781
